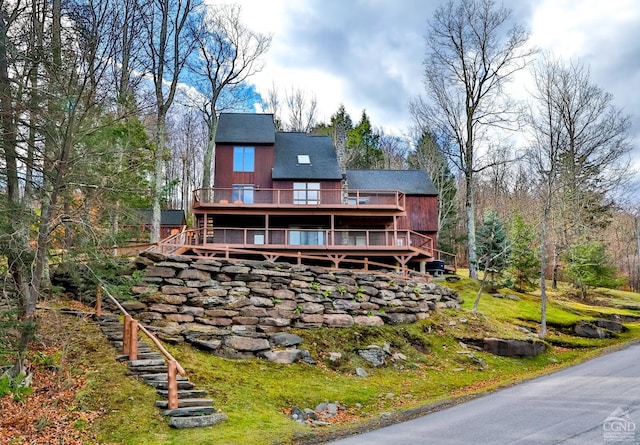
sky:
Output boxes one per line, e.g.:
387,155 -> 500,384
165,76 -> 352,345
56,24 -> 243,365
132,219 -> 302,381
232,0 -> 640,177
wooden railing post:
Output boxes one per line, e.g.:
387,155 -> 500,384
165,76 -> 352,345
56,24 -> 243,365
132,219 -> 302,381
95,286 -> 102,317
129,319 -> 139,361
168,359 -> 178,410
123,314 -> 132,355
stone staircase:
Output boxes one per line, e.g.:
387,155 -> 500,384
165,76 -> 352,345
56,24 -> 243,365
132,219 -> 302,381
95,313 -> 227,428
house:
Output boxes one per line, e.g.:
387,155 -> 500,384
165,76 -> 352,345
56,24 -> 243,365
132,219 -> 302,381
138,209 -> 187,240
155,113 -> 452,273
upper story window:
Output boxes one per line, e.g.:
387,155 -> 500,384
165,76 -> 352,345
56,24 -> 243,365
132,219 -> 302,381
233,146 -> 254,172
293,182 -> 320,205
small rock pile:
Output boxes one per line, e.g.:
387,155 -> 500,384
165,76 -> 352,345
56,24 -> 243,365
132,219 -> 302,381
289,401 -> 358,426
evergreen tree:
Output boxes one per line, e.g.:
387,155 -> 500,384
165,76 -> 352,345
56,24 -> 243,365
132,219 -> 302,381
345,110 -> 382,169
508,214 -> 540,291
564,241 -> 622,298
473,210 -> 510,312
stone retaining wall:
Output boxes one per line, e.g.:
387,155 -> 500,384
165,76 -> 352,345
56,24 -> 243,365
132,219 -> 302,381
120,252 -> 461,359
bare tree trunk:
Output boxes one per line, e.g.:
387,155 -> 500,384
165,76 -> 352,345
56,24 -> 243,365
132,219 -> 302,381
466,170 -> 477,279
472,255 -> 490,313
151,118 -> 166,243
539,205 -> 549,338
0,9 -> 35,333
201,113 -> 218,202
634,213 -> 640,291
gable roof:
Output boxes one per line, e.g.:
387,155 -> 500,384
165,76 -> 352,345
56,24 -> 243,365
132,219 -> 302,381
346,170 -> 438,195
215,113 -> 276,144
272,133 -> 342,180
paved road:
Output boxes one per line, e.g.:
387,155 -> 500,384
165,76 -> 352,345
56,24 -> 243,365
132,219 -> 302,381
327,344 -> 640,444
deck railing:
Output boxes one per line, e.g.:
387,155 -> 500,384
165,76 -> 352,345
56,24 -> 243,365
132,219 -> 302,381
95,285 -> 186,410
193,187 -> 405,209
158,227 -> 432,254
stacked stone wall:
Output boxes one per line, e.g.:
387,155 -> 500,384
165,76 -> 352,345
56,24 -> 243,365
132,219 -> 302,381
121,252 -> 461,359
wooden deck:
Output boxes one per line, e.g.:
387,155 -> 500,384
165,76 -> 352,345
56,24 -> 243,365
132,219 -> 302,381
192,188 -> 405,211
148,227 -> 456,273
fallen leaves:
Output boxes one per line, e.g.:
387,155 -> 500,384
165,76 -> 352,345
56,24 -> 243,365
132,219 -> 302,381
0,312 -> 101,445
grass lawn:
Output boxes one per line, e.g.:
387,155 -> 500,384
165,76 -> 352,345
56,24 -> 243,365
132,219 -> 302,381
4,273 -> 639,445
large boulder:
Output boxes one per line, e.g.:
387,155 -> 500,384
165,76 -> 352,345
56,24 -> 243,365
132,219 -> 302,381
482,338 -> 546,357
574,321 -> 612,339
594,319 -> 627,334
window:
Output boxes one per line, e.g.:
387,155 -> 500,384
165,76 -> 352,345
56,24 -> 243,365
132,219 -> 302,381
232,184 -> 254,203
289,230 -> 325,246
253,232 -> 265,244
297,154 -> 311,164
233,146 -> 254,172
293,182 -> 320,205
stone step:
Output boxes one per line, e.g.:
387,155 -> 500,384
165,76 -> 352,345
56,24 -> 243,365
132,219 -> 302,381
169,413 -> 228,429
128,365 -> 168,374
128,359 -> 166,367
99,321 -> 123,326
137,373 -> 189,382
147,380 -> 195,390
163,406 -> 215,417
155,398 -> 215,409
104,332 -> 124,341
117,353 -> 164,362
157,389 -> 208,399
96,315 -> 120,323
99,324 -> 123,331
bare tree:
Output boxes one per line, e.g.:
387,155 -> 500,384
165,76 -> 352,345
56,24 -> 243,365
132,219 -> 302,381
264,85 -> 318,133
262,81 -> 282,130
142,0 -> 200,242
165,108 -> 207,210
526,55 -> 565,338
378,130 -> 409,169
412,0 -> 534,278
526,54 -> 631,337
188,3 -> 271,195
285,86 -> 317,133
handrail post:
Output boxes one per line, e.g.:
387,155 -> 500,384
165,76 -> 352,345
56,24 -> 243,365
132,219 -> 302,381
129,319 -> 139,361
168,359 -> 179,410
95,285 -> 102,317
123,314 -> 132,355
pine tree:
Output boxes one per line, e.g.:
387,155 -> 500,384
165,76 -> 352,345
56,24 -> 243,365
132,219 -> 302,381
473,210 -> 511,312
564,242 -> 622,299
508,214 -> 540,291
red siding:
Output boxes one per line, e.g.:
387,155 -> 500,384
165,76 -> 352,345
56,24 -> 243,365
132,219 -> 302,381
214,144 -> 274,188
404,195 -> 438,232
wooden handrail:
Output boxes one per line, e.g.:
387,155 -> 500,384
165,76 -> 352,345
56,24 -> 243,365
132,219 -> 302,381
138,323 -> 186,375
96,284 -> 186,409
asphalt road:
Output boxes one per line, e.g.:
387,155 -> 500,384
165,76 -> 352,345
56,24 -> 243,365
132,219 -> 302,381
327,344 -> 640,445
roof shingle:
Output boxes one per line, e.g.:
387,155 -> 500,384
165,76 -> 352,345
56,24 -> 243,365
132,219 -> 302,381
215,113 -> 276,144
272,133 -> 342,180
346,170 -> 437,195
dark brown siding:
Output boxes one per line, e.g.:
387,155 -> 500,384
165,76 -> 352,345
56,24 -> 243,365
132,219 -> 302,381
214,143 -> 274,189
404,195 -> 438,232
